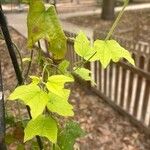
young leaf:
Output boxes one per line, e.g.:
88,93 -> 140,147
24,115 -> 58,143
58,60 -> 70,75
58,121 -> 85,150
29,76 -> 41,85
46,75 -> 74,98
47,91 -> 74,117
22,57 -> 31,63
74,31 -> 96,60
73,67 -> 92,81
9,85 -> 49,119
92,40 -> 135,68
27,0 -> 67,60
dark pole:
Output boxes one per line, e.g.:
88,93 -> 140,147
101,0 -> 115,20
0,4 -> 43,149
0,61 -> 7,150
0,5 -> 23,85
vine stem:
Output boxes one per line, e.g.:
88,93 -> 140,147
105,0 -> 129,40
24,50 -> 34,81
42,64 -> 49,83
69,1 -> 129,71
13,42 -> 23,72
73,52 -> 97,71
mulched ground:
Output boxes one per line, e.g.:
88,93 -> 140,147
65,8 -> 150,43
1,28 -> 150,150
71,85 -> 150,150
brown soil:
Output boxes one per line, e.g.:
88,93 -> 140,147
1,28 -> 150,150
65,9 -> 150,43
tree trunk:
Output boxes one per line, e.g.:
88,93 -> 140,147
101,0 -> 115,20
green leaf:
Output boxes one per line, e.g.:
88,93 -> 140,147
31,141 -> 40,150
46,75 -> 74,98
73,67 -> 91,81
5,115 -> 15,127
58,121 -> 85,150
58,60 -> 70,75
24,115 -> 58,143
27,0 -> 67,59
22,57 -> 31,63
9,85 -> 49,119
53,144 -> 61,150
5,134 -> 16,144
47,91 -> 74,117
29,76 -> 41,85
17,144 -> 24,150
74,31 -> 96,60
92,40 -> 135,68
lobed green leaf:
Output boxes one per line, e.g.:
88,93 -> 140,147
58,121 -> 85,150
92,40 -> 135,68
47,91 -> 74,117
46,75 -> 74,98
74,67 -> 91,81
74,31 -> 96,60
27,0 -> 67,60
75,32 -> 135,68
24,115 -> 58,143
9,84 -> 49,119
58,60 -> 70,75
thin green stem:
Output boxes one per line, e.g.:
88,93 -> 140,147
13,42 -> 23,72
105,0 -> 129,40
52,143 -> 55,150
50,63 -> 64,75
70,1 -> 129,70
42,64 -> 49,83
73,52 -> 97,72
24,50 -> 34,81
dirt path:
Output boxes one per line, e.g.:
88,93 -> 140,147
5,3 -> 150,41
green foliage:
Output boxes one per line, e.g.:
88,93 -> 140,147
24,115 -> 58,143
46,75 -> 74,98
17,144 -> 24,150
27,0 -> 67,60
9,84 -> 49,119
74,31 -> 96,60
47,92 -> 74,116
74,32 -> 135,68
5,134 -> 16,145
74,67 -> 92,81
58,60 -> 70,75
57,121 -> 85,150
29,76 -> 41,85
91,39 -> 135,68
22,57 -> 31,63
8,0 -> 135,149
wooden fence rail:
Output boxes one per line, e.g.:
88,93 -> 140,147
65,31 -> 150,134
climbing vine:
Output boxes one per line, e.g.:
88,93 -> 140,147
8,0 -> 134,149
